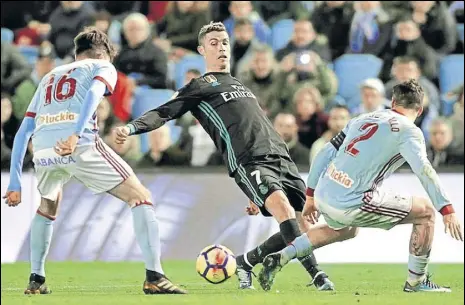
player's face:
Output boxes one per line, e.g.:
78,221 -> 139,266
198,31 -> 231,72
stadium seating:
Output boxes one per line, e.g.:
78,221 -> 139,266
439,54 -> 464,116
1,27 -> 14,43
458,24 -> 464,44
270,19 -> 294,51
18,45 -> 39,65
174,54 -> 206,90
132,87 -> 182,153
333,54 -> 384,110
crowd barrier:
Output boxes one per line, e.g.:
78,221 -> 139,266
1,171 -> 463,264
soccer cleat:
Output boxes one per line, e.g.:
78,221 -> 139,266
308,271 -> 335,291
143,277 -> 187,294
236,265 -> 256,289
24,273 -> 51,295
403,274 -> 452,293
258,253 -> 283,291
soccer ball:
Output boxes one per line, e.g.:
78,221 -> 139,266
196,244 -> 237,284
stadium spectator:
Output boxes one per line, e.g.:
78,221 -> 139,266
273,113 -> 311,166
310,105 -> 351,164
292,86 -> 329,149
1,43 -> 32,96
449,84 -> 464,156
381,1 -> 411,23
385,56 -> 440,112
410,1 -> 457,55
311,1 -> 355,60
155,1 -> 210,56
231,18 -> 261,76
1,95 -> 13,170
114,13 -> 168,89
91,10 -> 112,35
239,45 -> 282,119
279,50 -> 338,109
14,21 -> 51,46
48,1 -> 95,59
104,121 -> 142,164
427,118 -> 464,167
348,1 -> 393,58
254,1 -> 311,26
353,78 -> 390,115
223,1 -> 271,44
12,43 -> 56,120
276,19 -> 332,63
381,17 -> 438,81
96,97 -> 114,137
137,125 -> 191,167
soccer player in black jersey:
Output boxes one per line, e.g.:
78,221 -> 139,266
114,22 -> 334,291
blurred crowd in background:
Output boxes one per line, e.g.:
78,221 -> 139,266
1,1 -> 464,171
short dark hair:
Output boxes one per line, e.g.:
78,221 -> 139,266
392,79 -> 424,110
234,18 -> 253,29
198,21 -> 227,46
74,26 -> 117,62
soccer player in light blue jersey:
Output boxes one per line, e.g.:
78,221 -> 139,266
259,79 -> 463,293
3,27 -> 186,295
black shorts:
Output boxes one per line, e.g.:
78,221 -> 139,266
233,155 -> 306,217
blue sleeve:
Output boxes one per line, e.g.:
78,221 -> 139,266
7,117 -> 36,192
399,126 -> 451,213
306,142 -> 338,195
74,80 -> 107,137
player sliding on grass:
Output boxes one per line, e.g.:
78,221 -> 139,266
115,21 -> 334,291
258,79 -> 463,293
3,27 -> 186,295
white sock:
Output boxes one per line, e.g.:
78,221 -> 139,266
407,253 -> 429,284
30,212 -> 54,277
131,203 -> 164,274
281,233 -> 313,265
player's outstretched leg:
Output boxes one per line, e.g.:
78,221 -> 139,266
25,193 -> 62,295
258,225 -> 358,291
108,175 -> 187,294
400,197 -> 451,293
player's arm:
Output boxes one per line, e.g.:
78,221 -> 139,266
399,127 -> 452,214
5,88 -> 40,200
125,83 -> 201,136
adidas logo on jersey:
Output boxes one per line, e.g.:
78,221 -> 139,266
38,111 -> 78,126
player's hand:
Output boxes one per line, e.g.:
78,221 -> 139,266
302,196 -> 319,225
3,191 -> 21,207
114,126 -> 130,144
54,134 -> 79,156
245,200 -> 260,216
443,213 -> 464,242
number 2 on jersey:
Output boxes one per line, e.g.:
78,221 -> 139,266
44,68 -> 77,105
345,123 -> 379,157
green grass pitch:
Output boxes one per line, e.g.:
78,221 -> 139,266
1,262 -> 463,305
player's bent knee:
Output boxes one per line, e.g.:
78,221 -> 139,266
264,190 -> 296,223
409,197 -> 436,225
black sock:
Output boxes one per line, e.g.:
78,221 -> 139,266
279,219 -> 301,244
146,269 -> 164,282
30,273 -> 45,284
236,232 -> 287,271
298,254 -> 322,279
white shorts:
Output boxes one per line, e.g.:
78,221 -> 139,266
316,190 -> 413,231
33,139 -> 134,200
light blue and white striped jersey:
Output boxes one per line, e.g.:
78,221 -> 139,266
308,109 -> 450,212
25,59 -> 117,152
